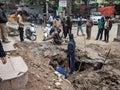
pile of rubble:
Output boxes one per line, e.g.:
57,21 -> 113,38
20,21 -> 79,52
7,41 -> 120,90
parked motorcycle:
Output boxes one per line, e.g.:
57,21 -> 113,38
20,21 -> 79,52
43,23 -> 53,41
25,24 -> 37,41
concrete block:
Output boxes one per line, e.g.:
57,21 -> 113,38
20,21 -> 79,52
0,56 -> 28,90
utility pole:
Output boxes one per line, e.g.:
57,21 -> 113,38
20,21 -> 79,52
67,0 -> 72,16
46,0 -> 49,19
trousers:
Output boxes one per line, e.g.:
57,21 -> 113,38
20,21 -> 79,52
18,27 -> 24,41
0,23 -> 9,41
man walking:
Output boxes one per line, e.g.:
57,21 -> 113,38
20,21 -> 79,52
0,2 -> 10,43
67,34 -> 76,74
77,15 -> 84,36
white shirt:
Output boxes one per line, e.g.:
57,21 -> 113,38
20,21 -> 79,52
49,16 -> 53,22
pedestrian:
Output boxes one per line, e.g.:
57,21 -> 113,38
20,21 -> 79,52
17,10 -> 26,43
77,15 -> 85,36
67,34 -> 76,74
65,16 -> 72,38
104,17 -> 112,43
0,40 -> 7,82
86,15 -> 93,40
38,14 -> 43,27
48,14 -> 54,26
0,2 -> 10,43
96,17 -> 105,40
53,16 -> 62,31
61,17 -> 66,38
0,40 -> 7,64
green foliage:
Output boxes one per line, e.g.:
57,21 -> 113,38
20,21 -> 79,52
105,0 -> 120,3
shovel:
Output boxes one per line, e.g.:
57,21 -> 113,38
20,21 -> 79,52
94,48 -> 111,70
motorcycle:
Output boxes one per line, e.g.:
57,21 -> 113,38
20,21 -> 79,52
43,23 -> 53,41
25,24 -> 37,41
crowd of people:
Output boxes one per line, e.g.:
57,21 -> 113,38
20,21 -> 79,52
45,13 -> 113,75
0,1 -> 114,80
46,13 -> 113,44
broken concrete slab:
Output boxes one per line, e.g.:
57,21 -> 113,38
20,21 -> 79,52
86,48 -> 101,59
0,56 -> 28,90
2,40 -> 16,51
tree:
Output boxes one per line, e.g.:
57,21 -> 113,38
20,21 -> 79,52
9,0 -> 21,4
105,0 -> 120,3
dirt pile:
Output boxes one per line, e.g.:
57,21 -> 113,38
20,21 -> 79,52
8,41 -> 120,90
9,42 -> 74,90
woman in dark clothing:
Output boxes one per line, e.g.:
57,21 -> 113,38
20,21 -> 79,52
0,41 -> 6,64
65,16 -> 72,38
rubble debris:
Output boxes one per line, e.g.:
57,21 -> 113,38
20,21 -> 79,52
8,42 -> 120,90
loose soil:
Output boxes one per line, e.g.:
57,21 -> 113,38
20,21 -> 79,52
7,40 -> 120,90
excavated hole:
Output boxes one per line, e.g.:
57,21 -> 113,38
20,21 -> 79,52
49,53 -> 105,73
49,52 -> 105,90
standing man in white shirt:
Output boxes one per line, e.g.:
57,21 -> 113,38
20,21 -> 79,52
48,14 -> 53,26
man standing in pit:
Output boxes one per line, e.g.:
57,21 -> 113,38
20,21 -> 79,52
67,34 -> 76,74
